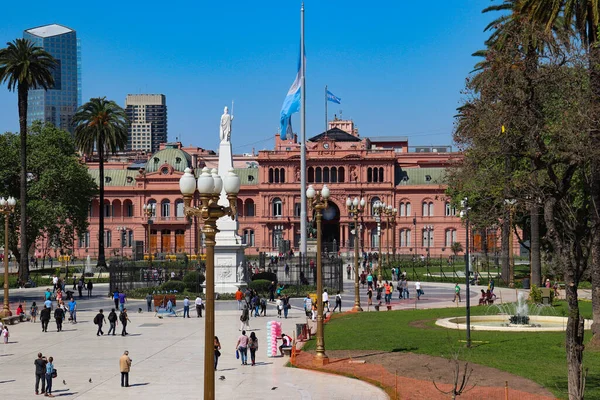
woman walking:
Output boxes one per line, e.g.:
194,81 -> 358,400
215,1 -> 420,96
2,326 -> 9,344
45,356 -> 55,397
214,336 -> 221,370
235,330 -> 249,366
31,301 -> 38,323
248,332 -> 258,366
239,303 -> 250,331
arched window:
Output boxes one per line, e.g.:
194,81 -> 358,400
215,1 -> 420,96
323,167 -> 330,183
245,199 -> 255,217
338,167 -> 345,182
422,229 -> 434,248
445,229 -> 457,247
308,167 -> 314,183
379,167 -> 384,182
272,197 -> 283,217
123,200 -> 134,217
316,167 -> 322,183
400,229 -> 411,247
422,202 -> 429,217
331,167 -> 338,183
406,202 -> 412,216
268,168 -> 274,183
274,168 -> 280,183
280,168 -> 285,183
367,168 -> 372,183
242,229 -> 255,246
370,197 -> 381,215
429,202 -> 434,217
175,199 -> 184,219
105,230 -> 112,248
161,199 -> 170,218
445,202 -> 456,216
104,200 -> 112,217
399,201 -> 411,217
371,227 -> 380,248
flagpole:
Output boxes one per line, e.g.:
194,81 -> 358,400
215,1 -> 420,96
325,85 -> 328,132
300,2 -> 307,257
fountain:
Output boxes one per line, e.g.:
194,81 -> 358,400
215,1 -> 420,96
84,255 -> 92,276
436,292 -> 593,332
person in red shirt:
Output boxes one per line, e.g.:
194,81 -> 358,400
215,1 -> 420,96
16,304 -> 24,316
384,281 -> 392,304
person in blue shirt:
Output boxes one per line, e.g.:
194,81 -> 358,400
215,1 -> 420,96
45,356 -> 54,397
68,299 -> 77,323
113,290 -> 119,309
44,298 -> 52,310
44,288 -> 52,301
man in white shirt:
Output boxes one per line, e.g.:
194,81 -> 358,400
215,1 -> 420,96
195,296 -> 203,318
415,280 -> 422,300
303,294 -> 312,317
52,275 -> 58,292
183,296 -> 190,318
322,289 -> 329,313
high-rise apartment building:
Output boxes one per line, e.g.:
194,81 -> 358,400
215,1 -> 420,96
24,24 -> 81,134
125,94 -> 168,152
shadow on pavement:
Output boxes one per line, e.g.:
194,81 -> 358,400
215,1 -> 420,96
129,383 -> 149,387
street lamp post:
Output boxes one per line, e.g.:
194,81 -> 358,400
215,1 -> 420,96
116,226 -> 128,261
504,199 -> 517,288
460,198 -> 471,348
382,205 -> 397,266
180,167 -> 240,400
307,184 -> 330,365
346,196 -> 365,312
372,201 -> 383,282
0,196 -> 16,318
142,203 -> 156,266
424,225 -> 434,265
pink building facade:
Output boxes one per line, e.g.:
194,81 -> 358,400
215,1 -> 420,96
62,119 -> 499,261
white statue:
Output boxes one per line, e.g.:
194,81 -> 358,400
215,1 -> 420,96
220,106 -> 233,142
238,261 -> 245,282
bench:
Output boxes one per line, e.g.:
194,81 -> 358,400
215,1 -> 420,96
281,346 -> 293,356
2,315 -> 21,325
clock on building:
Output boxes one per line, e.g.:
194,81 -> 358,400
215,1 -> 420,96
323,142 -> 330,149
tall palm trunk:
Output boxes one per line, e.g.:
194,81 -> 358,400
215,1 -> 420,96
17,84 -> 29,282
589,37 -> 600,346
97,131 -> 106,268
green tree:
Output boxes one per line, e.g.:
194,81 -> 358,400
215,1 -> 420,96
450,242 -> 463,258
522,0 -> 600,350
0,123 -> 97,269
0,39 -> 56,281
73,97 -> 128,270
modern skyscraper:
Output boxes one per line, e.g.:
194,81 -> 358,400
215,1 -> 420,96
125,94 -> 168,152
24,24 -> 81,134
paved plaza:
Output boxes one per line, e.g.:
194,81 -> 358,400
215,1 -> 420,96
0,276 -> 531,400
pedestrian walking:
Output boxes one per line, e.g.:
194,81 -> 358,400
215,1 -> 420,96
195,295 -> 203,317
113,289 -> 119,309
94,309 -> 107,335
34,353 -> 47,395
235,288 -> 244,309
77,279 -> 84,298
2,326 -> 9,343
276,296 -> 283,318
453,283 -> 462,303
40,306 -> 51,332
45,356 -> 55,397
347,264 -> 352,279
31,301 -> 38,323
332,291 -> 342,312
240,303 -> 250,331
119,309 -> 130,336
268,281 -> 275,302
86,280 -> 93,297
235,330 -> 249,365
118,291 -> 127,312
260,298 -> 267,316
107,308 -> 118,335
183,296 -> 190,318
248,331 -> 259,366
415,280 -> 422,300
214,336 -> 221,370
402,279 -> 409,299
68,298 -> 77,323
119,350 -> 132,387
145,293 -> 153,312
282,294 -> 290,319
53,307 -> 64,332
52,275 -> 58,292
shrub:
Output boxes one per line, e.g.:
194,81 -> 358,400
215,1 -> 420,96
252,271 -> 277,283
248,279 -> 271,294
161,280 -> 186,293
528,284 -> 556,304
182,271 -> 206,292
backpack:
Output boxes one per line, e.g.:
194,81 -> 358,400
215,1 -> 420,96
119,313 -> 126,322
93,314 -> 101,325
108,312 -> 117,322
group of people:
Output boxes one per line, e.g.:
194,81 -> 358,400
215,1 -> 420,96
93,308 -> 131,336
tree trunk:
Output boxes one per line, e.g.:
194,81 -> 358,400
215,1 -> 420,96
501,214 -> 510,284
17,84 -> 29,282
588,30 -> 600,347
564,277 -> 585,400
530,204 -> 541,288
97,131 -> 106,268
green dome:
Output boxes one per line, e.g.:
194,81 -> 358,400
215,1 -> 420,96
146,145 -> 192,173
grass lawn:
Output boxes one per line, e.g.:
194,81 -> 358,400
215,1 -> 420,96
304,301 -> 599,399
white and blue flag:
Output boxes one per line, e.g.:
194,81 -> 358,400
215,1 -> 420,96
327,90 -> 341,104
280,51 -> 303,140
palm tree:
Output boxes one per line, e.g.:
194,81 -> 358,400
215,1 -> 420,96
0,39 -> 56,281
73,98 -> 128,271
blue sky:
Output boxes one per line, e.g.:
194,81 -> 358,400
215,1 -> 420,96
0,1 -> 495,154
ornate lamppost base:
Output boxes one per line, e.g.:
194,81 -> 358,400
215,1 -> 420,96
313,353 -> 330,366
0,309 -> 12,318
351,305 -> 363,312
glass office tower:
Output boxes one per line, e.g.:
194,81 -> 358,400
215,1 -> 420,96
24,24 -> 81,134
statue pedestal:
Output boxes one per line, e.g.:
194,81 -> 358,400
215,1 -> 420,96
214,139 -> 246,293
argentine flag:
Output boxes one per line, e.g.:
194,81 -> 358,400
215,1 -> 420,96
280,52 -> 303,140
